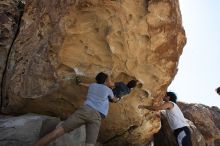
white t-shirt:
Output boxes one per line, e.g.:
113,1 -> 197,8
164,102 -> 189,130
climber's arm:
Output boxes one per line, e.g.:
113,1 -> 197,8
138,102 -> 173,111
79,83 -> 89,87
110,96 -> 119,103
75,76 -> 89,87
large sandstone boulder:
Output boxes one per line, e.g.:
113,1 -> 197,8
0,114 -> 86,146
1,0 -> 186,145
0,0 -> 24,106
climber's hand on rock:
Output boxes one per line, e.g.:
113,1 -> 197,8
75,76 -> 81,85
155,111 -> 161,118
138,105 -> 146,109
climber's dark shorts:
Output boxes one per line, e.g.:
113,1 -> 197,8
173,126 -> 192,146
61,105 -> 101,144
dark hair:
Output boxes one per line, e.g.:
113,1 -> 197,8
127,80 -> 137,89
166,92 -> 177,103
95,72 -> 108,84
217,87 -> 220,93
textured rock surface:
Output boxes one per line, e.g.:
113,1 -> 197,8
178,102 -> 220,145
155,103 -> 220,146
1,0 -> 186,145
0,114 -> 86,146
154,114 -> 206,146
0,0 -> 24,106
48,125 -> 86,146
154,114 -> 177,146
0,114 -> 59,146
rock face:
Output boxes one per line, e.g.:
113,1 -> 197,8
154,114 -> 177,146
154,102 -> 220,146
1,0 -> 186,145
0,0 -> 24,106
178,102 -> 220,146
0,114 -> 59,146
0,114 -> 86,146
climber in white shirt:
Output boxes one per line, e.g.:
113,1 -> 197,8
138,91 -> 192,146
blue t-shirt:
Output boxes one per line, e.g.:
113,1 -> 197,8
84,83 -> 114,117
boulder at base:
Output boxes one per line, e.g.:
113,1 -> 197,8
0,114 -> 86,146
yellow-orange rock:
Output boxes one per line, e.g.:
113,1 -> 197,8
1,0 -> 186,145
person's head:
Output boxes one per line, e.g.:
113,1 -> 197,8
127,80 -> 138,89
164,92 -> 177,103
95,72 -> 108,84
216,87 -> 220,95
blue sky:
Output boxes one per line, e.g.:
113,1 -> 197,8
168,0 -> 220,107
